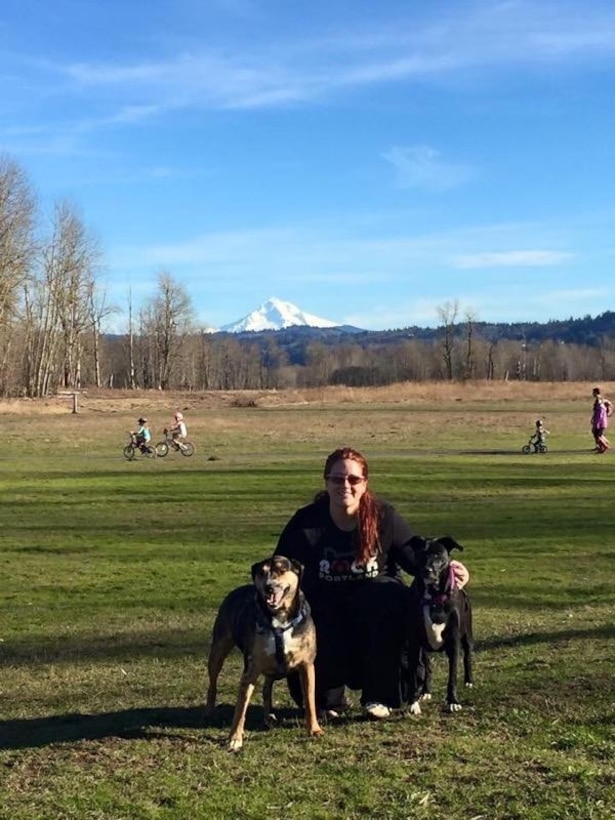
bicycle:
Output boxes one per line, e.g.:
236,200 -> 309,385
521,436 -> 548,454
123,432 -> 157,460
155,428 -> 195,457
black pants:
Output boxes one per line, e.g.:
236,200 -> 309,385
288,577 -> 415,711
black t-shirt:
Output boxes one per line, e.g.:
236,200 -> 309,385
275,495 -> 418,603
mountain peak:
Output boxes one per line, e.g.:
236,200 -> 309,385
219,297 -> 339,333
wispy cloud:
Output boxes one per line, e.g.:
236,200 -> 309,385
343,285 -> 613,331
102,212 -> 611,330
108,218 -> 577,288
61,52 -> 307,111
344,298 -> 449,330
23,1 -> 615,117
382,145 -> 474,191
453,250 -> 573,268
1,0 -> 613,168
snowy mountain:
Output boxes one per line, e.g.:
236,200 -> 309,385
219,297 -> 340,333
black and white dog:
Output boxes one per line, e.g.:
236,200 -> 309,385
406,535 -> 474,714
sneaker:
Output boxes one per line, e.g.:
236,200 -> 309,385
317,701 -> 349,719
364,702 -> 391,720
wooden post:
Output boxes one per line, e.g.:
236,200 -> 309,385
57,391 -> 80,413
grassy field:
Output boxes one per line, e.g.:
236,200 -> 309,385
1,383 -> 613,819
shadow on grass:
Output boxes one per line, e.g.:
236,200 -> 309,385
476,622 -> 614,651
4,621 -> 613,666
459,449 -> 598,456
1,629 -> 208,664
0,703 -> 305,752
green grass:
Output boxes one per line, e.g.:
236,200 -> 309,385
0,402 -> 613,819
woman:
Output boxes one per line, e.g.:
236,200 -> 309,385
591,387 -> 613,453
276,446 -> 469,720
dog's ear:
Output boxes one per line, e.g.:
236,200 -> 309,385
251,559 -> 269,581
409,535 -> 429,552
438,535 -> 464,554
290,558 -> 304,585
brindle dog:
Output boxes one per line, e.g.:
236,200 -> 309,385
205,555 -> 323,752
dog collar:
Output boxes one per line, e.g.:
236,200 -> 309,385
423,565 -> 457,605
254,596 -> 308,630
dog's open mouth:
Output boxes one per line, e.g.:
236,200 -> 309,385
265,584 -> 289,610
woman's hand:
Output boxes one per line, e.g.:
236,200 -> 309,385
451,559 -> 470,589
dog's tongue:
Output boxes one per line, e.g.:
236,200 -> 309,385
267,588 -> 284,607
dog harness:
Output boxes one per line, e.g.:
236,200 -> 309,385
255,595 -> 310,675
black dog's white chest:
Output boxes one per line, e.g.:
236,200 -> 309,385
422,604 -> 448,650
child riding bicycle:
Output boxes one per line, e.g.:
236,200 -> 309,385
167,411 -> 188,450
528,418 -> 549,452
132,417 -> 152,453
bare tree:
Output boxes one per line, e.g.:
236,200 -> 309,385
437,300 -> 459,380
53,202 -> 102,388
302,341 -> 335,387
142,272 -> 195,389
23,201 -> 102,396
126,288 -> 137,389
463,307 -> 478,380
485,341 -> 496,380
88,282 -> 116,389
0,157 -> 36,394
23,256 -> 63,397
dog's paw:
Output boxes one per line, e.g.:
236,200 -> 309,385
264,712 -> 278,728
446,702 -> 463,713
408,701 -> 422,715
309,725 -> 324,737
227,738 -> 244,752
420,693 -> 432,702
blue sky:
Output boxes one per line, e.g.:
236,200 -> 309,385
2,0 -> 615,331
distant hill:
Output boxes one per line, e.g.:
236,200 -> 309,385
213,297 -> 615,346
106,306 -> 615,365
212,310 -> 615,366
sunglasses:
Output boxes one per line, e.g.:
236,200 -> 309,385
326,474 -> 365,486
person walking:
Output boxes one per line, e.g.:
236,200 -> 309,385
591,387 -> 613,453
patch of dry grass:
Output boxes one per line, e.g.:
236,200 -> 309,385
0,381 -> 606,463
1,380 -> 609,417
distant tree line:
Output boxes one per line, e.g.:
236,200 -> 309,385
2,155 -> 615,397
101,318 -> 615,391
64,302 -> 615,392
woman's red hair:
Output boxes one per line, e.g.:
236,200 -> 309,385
322,447 -> 382,565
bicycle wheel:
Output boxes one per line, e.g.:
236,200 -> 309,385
521,445 -> 531,454
140,445 -> 157,458
156,441 -> 169,457
123,445 -> 136,460
180,441 -> 195,457
538,444 -> 548,453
